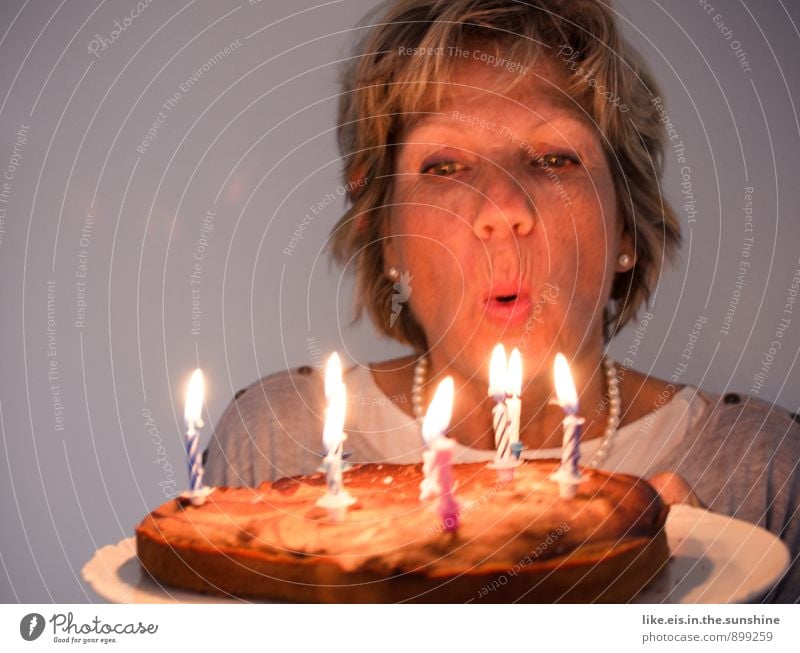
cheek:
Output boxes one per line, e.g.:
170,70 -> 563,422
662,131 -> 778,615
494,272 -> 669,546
391,202 -> 484,273
540,178 -> 618,299
388,212 -> 482,338
557,168 -> 617,248
577,239 -> 615,307
392,231 -> 467,312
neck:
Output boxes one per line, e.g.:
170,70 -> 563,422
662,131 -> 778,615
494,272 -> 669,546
424,345 -> 612,451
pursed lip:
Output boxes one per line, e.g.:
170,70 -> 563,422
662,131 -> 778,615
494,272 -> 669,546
483,281 -> 533,326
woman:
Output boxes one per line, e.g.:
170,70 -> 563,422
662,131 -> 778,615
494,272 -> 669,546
205,0 -> 799,602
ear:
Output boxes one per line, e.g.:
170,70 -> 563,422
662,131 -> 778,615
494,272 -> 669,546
615,229 -> 635,273
382,234 -> 400,277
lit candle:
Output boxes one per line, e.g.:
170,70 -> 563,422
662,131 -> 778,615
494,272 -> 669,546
551,353 -> 585,498
489,344 -> 510,461
506,348 -> 523,454
183,368 -> 212,506
316,353 -> 356,520
488,345 -> 521,475
420,377 -> 459,532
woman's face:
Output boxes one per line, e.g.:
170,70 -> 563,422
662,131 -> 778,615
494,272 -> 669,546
385,58 -> 629,380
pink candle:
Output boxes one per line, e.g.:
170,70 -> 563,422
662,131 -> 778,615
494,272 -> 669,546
420,377 -> 459,532
431,437 -> 459,532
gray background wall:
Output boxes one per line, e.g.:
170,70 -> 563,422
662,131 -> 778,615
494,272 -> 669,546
0,0 -> 797,602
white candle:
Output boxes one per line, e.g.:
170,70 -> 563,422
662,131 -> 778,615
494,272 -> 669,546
506,348 -> 523,451
322,352 -> 346,492
183,368 -> 211,506
317,353 -> 355,520
552,353 -> 585,498
420,377 -> 459,531
489,344 -> 510,461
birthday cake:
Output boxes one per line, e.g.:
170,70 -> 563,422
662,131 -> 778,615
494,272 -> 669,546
136,459 -> 670,603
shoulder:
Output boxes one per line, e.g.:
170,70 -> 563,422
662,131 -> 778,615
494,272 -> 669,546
204,365 -> 325,486
228,365 -> 325,416
692,391 -> 800,452
681,390 -> 800,473
680,390 -> 800,511
651,387 -> 800,500
701,392 -> 800,603
216,365 -> 326,440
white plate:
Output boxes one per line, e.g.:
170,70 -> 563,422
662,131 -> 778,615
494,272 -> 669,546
81,538 -> 253,604
634,504 -> 789,603
82,505 -> 789,604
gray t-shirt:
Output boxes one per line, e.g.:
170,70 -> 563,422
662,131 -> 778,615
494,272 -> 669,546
204,365 -> 800,603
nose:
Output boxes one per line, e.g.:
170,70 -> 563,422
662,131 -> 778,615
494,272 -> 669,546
471,171 -> 535,240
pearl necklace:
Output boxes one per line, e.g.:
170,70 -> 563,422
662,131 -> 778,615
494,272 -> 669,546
411,355 -> 621,468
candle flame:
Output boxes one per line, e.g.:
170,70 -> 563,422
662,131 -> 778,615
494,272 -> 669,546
507,348 -> 522,397
324,352 -> 343,401
323,353 -> 347,452
488,344 -> 507,396
184,368 -> 205,429
553,353 -> 578,411
422,376 -> 454,445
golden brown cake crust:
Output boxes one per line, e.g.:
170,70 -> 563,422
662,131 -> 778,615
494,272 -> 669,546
136,459 -> 670,603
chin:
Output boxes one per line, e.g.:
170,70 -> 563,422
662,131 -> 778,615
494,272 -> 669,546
514,345 -> 559,377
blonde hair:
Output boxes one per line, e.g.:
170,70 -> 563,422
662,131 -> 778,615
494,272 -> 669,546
330,0 -> 681,349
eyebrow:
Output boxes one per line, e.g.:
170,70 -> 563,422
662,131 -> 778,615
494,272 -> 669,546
404,104 -> 592,139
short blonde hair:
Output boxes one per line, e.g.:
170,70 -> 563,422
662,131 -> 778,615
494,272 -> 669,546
331,0 -> 681,349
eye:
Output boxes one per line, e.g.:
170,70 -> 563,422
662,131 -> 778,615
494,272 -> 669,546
421,161 -> 466,176
532,153 -> 580,169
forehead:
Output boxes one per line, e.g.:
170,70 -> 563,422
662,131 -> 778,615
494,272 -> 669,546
403,56 -> 592,135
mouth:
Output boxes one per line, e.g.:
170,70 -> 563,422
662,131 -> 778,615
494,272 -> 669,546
483,284 -> 533,326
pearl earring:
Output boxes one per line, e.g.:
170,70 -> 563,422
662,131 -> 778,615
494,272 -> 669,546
617,253 -> 633,270
387,267 -> 400,281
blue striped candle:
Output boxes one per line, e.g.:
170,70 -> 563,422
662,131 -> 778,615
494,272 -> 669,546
184,368 -> 206,494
